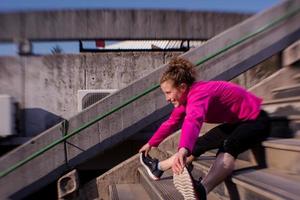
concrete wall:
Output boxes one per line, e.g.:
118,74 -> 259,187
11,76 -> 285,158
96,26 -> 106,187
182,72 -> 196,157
0,51 -> 280,138
0,9 -> 251,41
0,52 -> 182,137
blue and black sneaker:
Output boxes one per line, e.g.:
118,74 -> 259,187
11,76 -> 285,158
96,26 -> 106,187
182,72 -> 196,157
140,152 -> 164,180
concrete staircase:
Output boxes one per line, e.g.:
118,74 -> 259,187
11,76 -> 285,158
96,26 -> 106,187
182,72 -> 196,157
109,183 -> 151,200
89,61 -> 300,199
1,0 -> 300,199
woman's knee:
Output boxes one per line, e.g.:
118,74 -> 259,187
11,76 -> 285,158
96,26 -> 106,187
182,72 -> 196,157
218,152 -> 235,169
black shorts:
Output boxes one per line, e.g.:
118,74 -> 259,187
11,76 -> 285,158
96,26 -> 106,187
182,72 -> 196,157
191,110 -> 270,159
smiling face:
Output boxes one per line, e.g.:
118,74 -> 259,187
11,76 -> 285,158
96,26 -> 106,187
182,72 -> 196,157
160,79 -> 188,107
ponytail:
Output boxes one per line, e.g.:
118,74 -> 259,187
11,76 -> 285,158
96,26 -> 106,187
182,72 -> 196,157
160,57 -> 196,86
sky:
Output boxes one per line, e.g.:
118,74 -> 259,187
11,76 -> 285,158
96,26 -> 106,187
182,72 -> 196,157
0,0 -> 280,13
0,0 -> 280,55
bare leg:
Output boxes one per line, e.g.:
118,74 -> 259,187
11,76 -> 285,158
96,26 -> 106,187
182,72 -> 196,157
159,154 -> 196,171
158,153 -> 177,171
201,152 -> 235,193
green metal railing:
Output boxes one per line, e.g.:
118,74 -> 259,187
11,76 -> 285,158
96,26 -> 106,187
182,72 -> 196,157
1,5 -> 300,179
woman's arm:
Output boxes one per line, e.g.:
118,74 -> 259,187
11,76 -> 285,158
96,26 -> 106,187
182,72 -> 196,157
148,105 -> 186,147
172,91 -> 210,174
178,90 -> 210,154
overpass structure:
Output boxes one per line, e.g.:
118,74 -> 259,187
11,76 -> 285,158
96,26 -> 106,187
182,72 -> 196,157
0,9 -> 251,41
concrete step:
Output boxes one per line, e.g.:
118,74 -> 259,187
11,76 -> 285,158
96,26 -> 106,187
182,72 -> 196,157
194,153 -> 300,200
232,168 -> 300,200
282,40 -> 300,67
272,83 -> 300,99
164,149 -> 254,200
288,115 -> 300,136
263,96 -> 300,106
268,115 -> 295,138
138,167 -> 183,200
263,138 -> 300,174
138,163 -> 221,200
207,148 -> 258,165
262,96 -> 300,116
192,155 -> 255,200
109,183 -> 151,200
161,151 -> 300,200
249,66 -> 300,102
278,114 -> 300,139
293,73 -> 300,81
272,84 -> 300,93
206,137 -> 300,174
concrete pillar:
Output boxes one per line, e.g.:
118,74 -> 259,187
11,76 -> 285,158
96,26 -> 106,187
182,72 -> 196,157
17,40 -> 32,55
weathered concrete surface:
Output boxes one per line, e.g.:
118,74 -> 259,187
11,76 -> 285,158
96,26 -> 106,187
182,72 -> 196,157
283,39 -> 300,66
0,124 -> 66,199
0,52 -> 280,139
0,9 -> 251,41
96,149 -> 169,200
0,52 -> 181,137
250,66 -> 300,101
0,0 -> 299,199
0,57 -> 24,104
232,55 -> 281,89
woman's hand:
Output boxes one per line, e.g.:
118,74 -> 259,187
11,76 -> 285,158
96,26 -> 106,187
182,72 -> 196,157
139,143 -> 152,156
172,148 -> 188,174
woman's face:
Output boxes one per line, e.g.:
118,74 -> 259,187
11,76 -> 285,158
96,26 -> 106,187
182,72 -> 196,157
160,79 -> 188,107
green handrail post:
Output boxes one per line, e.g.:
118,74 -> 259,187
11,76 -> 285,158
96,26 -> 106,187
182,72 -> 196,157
61,120 -> 70,168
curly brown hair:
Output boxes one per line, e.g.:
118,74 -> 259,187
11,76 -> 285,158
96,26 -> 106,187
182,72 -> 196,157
160,57 -> 196,87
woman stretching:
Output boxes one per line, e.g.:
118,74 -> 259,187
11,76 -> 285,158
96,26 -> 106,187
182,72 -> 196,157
139,57 -> 270,200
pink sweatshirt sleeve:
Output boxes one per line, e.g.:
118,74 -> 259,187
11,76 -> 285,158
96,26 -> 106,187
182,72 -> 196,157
178,90 -> 210,153
148,105 -> 186,147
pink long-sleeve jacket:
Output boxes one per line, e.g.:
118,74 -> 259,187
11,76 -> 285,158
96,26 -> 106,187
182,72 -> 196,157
148,81 -> 262,153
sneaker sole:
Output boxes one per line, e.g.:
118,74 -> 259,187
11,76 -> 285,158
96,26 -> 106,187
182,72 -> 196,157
139,153 -> 159,181
173,167 -> 197,200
